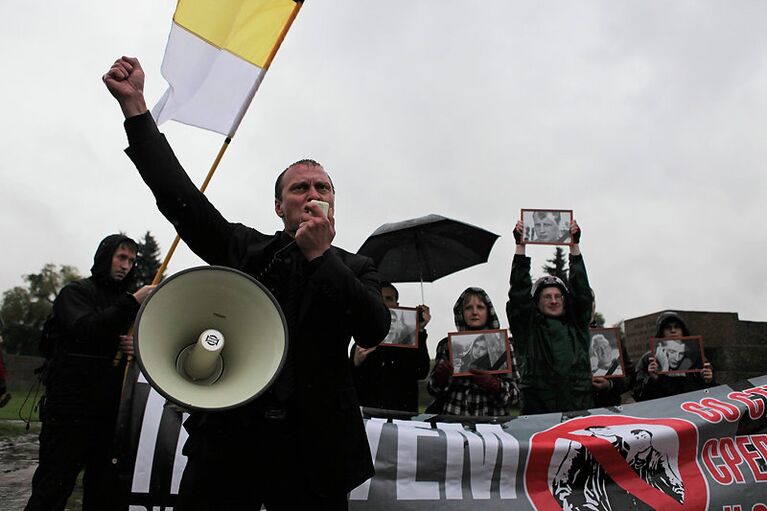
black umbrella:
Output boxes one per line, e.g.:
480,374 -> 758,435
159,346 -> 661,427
358,214 -> 500,300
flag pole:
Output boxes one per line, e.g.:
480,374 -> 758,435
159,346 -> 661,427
111,136 -> 229,371
143,0 -> 304,281
113,1 -> 304,370
111,0 -> 306,475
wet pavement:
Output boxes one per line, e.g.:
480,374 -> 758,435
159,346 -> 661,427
0,420 -> 83,510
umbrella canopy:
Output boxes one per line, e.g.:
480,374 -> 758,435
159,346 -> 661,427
358,214 -> 500,284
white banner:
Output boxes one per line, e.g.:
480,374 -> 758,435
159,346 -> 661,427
119,373 -> 767,510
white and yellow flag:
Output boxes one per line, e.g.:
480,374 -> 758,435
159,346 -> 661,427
152,0 -> 301,137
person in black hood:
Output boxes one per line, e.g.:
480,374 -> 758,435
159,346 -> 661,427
26,234 -> 155,511
633,311 -> 715,402
590,290 -> 636,408
426,287 -> 520,416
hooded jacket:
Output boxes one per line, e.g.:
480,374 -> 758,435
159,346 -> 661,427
426,287 -> 519,416
42,234 -> 141,422
653,311 -> 690,337
350,317 -> 430,413
507,254 -> 595,415
633,311 -> 714,401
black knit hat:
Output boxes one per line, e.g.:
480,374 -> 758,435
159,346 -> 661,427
655,311 -> 690,337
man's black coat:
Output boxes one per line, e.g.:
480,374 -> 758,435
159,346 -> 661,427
125,113 -> 390,493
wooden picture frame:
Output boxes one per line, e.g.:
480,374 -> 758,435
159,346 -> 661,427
588,327 -> 626,379
447,329 -> 512,377
521,208 -> 573,245
649,335 -> 705,375
379,306 -> 420,348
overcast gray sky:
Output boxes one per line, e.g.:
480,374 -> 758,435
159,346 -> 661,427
2,1 -> 766,356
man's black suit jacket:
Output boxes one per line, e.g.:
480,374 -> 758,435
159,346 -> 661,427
124,112 -> 390,493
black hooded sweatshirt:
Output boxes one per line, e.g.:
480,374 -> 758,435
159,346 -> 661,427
42,234 -> 141,422
633,311 -> 715,401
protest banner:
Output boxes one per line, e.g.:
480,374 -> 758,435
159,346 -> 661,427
121,373 -> 767,510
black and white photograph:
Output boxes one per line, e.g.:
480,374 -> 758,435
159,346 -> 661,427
589,327 -> 625,378
379,306 -> 419,348
521,209 -> 573,245
650,336 -> 705,375
448,329 -> 512,376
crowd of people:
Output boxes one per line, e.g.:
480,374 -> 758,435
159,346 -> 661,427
351,219 -> 718,418
8,54 -> 721,510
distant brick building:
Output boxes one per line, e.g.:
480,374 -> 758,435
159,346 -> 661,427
624,310 -> 767,385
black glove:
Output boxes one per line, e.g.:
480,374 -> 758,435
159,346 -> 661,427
513,226 -> 524,245
572,225 -> 581,244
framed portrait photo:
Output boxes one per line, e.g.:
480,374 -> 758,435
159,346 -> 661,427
379,306 -> 420,348
521,209 -> 573,245
447,329 -> 512,377
649,336 -> 705,375
588,327 -> 626,379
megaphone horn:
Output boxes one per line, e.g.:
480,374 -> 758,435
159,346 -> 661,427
134,266 -> 288,411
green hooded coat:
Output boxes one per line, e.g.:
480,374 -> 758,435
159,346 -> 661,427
506,254 -> 594,414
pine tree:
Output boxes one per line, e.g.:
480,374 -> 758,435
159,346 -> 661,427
591,311 -> 606,327
541,247 -> 568,283
132,231 -> 165,289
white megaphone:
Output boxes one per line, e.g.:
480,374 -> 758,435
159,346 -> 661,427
134,266 -> 288,411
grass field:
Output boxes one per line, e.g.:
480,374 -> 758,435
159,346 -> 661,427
0,389 -> 41,423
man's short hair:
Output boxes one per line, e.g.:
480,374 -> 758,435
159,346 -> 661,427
381,282 -> 399,301
630,429 -> 653,437
274,159 -> 335,200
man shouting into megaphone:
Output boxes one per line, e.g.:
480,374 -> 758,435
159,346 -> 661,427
104,56 -> 390,510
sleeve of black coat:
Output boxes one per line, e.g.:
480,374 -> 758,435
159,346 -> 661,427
633,352 -> 662,401
426,338 -> 450,398
54,282 -> 139,356
305,250 -> 390,348
568,254 -> 594,328
506,254 -> 535,352
612,338 -> 637,395
123,112 -> 261,266
416,329 -> 431,379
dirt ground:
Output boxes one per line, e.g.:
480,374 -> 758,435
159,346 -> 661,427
0,421 -> 83,510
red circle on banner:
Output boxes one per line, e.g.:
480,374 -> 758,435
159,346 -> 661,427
525,415 -> 708,511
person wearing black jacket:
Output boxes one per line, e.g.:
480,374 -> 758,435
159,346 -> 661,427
351,283 -> 431,413
25,234 -> 154,511
589,291 -> 636,407
591,327 -> 636,408
104,56 -> 390,510
634,311 -> 715,402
